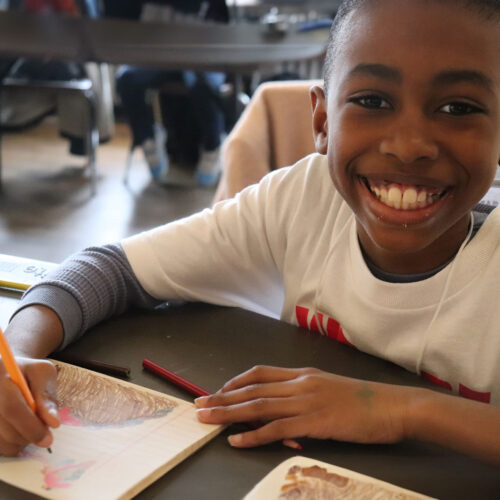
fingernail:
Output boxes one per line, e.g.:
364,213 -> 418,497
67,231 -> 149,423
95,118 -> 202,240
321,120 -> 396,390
48,407 -> 59,418
194,397 -> 206,408
36,433 -> 52,448
228,434 -> 242,446
196,408 -> 210,419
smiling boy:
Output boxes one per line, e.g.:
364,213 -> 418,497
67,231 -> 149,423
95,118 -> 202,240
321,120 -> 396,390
2,0 -> 500,466
321,0 -> 500,274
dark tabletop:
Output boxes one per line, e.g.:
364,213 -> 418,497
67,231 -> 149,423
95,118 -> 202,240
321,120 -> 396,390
3,302 -> 499,499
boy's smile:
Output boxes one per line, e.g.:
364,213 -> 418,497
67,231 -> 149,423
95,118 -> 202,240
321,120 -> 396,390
358,174 -> 450,223
311,0 -> 500,274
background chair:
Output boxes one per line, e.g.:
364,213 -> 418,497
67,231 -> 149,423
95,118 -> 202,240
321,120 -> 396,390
0,1 -> 115,196
0,74 -> 99,195
213,79 -> 321,204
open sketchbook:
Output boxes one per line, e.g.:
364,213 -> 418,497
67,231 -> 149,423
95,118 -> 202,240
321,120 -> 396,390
0,361 -> 223,500
245,456 -> 436,500
0,253 -> 57,291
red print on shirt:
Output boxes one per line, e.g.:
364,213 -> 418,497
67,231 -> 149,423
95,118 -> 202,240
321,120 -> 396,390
296,306 -> 491,404
422,373 -> 491,403
295,306 -> 355,348
421,371 -> 453,391
459,384 -> 491,404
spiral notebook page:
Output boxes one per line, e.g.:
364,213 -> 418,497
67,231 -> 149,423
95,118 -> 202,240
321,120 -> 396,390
0,362 -> 223,500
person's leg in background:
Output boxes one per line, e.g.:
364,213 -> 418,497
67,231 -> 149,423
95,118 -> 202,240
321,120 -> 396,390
115,66 -> 182,181
184,71 -> 226,187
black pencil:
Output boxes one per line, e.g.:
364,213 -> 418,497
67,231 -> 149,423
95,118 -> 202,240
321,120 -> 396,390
52,353 -> 130,378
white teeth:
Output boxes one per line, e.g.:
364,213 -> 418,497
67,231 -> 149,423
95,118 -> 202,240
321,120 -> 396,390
401,188 -> 417,210
366,179 -> 444,211
417,191 -> 427,208
388,186 -> 402,209
379,186 -> 388,204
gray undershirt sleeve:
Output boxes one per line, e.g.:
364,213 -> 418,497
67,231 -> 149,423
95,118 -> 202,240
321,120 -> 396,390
11,243 -> 162,350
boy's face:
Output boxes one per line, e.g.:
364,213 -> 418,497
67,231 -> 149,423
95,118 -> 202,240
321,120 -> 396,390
311,0 -> 500,273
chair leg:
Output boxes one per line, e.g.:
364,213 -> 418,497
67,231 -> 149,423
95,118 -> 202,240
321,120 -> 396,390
0,130 -> 3,193
0,89 -> 3,192
83,88 -> 98,196
123,146 -> 135,185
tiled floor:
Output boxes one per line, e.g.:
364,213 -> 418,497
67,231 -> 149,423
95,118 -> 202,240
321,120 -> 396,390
0,119 -> 216,263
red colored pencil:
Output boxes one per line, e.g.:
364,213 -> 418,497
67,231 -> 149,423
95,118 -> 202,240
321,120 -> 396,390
142,359 -> 302,451
142,359 -> 209,397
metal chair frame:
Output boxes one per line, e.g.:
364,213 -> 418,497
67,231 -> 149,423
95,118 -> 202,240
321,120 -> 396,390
0,76 -> 98,195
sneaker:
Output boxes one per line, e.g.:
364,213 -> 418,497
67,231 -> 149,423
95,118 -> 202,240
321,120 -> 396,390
142,124 -> 168,181
195,147 -> 221,187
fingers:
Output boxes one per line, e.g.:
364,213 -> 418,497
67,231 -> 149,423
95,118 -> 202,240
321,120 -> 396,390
195,366 -> 322,413
218,365 -> 317,393
195,366 -> 323,424
196,379 -> 299,409
0,376 -> 52,455
196,391 -> 309,425
227,416 -> 308,448
0,358 -> 59,456
25,360 -> 60,429
0,416 -> 31,456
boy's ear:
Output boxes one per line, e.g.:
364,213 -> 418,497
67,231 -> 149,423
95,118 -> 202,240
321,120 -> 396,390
310,85 -> 328,155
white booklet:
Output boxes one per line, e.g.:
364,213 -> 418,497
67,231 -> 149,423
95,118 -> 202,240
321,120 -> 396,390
0,361 -> 223,500
0,253 -> 57,291
245,456 -> 436,500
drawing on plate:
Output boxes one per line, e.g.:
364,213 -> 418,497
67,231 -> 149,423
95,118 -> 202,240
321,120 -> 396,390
279,465 -> 424,499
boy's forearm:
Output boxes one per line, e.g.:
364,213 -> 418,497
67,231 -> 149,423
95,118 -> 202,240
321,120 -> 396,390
405,388 -> 500,466
6,306 -> 64,358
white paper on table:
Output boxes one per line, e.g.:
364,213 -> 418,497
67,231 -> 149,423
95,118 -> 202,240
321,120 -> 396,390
245,456 -> 436,500
0,253 -> 57,291
0,362 -> 223,500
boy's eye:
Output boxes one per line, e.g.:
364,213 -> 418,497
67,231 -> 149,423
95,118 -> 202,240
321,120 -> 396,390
350,95 -> 391,110
439,102 -> 483,115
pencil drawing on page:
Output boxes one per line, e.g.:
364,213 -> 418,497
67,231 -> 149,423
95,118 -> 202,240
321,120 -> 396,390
23,363 -> 177,491
55,362 -> 177,427
0,361 -> 222,500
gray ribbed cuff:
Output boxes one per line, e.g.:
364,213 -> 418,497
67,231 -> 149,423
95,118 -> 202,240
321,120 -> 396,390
11,285 -> 83,351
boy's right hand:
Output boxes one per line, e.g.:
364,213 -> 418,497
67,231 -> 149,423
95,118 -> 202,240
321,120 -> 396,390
0,357 -> 60,456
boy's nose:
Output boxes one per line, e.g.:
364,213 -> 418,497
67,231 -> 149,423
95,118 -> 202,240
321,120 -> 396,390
379,121 -> 439,164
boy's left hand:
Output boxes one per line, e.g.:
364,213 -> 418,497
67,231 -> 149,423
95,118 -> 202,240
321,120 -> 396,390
194,365 -> 415,448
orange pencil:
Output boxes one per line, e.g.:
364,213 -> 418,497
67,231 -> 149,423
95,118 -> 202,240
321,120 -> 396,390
0,326 -> 52,453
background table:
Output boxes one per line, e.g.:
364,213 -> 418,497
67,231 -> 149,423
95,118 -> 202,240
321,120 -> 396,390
1,302 -> 498,499
0,11 -> 328,74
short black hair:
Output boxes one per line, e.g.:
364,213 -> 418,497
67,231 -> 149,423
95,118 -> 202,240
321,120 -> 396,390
323,0 -> 500,94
